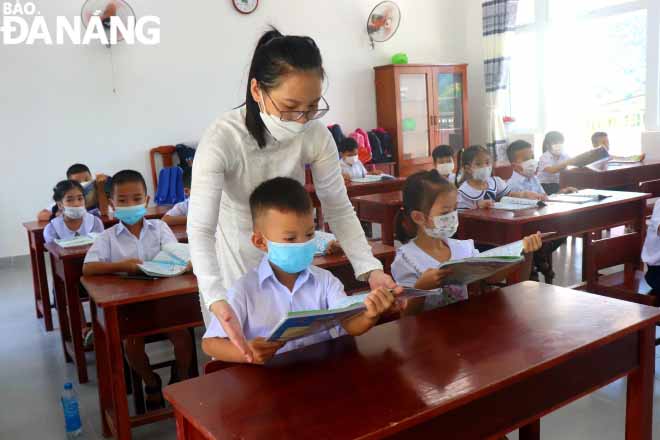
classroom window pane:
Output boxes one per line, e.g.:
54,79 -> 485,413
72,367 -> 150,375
516,0 -> 535,27
544,9 -> 646,155
549,0 -> 640,20
508,30 -> 539,131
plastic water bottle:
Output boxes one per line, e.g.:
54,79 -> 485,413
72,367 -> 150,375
61,382 -> 83,438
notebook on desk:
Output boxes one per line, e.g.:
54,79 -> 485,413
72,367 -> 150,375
138,242 -> 190,277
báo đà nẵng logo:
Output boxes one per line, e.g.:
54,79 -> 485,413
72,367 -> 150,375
1,1 -> 160,46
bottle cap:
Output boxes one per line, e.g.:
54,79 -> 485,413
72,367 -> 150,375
64,383 -> 73,390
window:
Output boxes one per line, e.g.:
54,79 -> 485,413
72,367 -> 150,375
507,0 -> 654,156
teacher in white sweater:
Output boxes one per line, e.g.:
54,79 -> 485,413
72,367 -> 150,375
188,28 -> 400,362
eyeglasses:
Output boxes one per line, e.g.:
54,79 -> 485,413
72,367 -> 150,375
263,90 -> 330,122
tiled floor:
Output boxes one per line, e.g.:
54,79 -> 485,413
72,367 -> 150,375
1,238 -> 660,439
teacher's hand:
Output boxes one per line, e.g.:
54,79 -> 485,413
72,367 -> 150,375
368,270 -> 403,294
210,300 -> 253,363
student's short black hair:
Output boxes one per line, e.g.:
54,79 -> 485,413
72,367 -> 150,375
249,177 -> 312,223
66,163 -> 91,178
432,145 -> 454,161
182,168 -> 192,189
591,131 -> 608,147
507,140 -> 533,163
110,170 -> 147,197
338,137 -> 358,154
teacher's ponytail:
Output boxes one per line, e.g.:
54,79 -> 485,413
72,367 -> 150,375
244,26 -> 326,148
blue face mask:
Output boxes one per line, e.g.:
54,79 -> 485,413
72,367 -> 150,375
266,237 -> 317,274
114,204 -> 147,225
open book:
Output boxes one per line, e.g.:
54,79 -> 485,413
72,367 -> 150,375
493,197 -> 545,211
267,288 -> 442,343
351,174 -> 395,183
54,233 -> 100,248
138,242 -> 190,277
436,240 -> 525,285
608,154 -> 644,164
547,190 -> 609,204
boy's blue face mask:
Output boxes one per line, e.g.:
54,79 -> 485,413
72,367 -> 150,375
266,237 -> 317,274
114,204 -> 147,225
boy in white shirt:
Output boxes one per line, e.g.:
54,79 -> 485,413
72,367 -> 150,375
432,145 -> 456,185
163,168 -> 191,226
642,200 -> 660,292
339,138 -> 381,182
201,177 -> 395,364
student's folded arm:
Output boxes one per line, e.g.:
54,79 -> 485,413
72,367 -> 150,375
187,126 -> 232,309
341,313 -> 378,336
82,261 -> 131,276
311,132 -> 382,281
162,215 -> 187,226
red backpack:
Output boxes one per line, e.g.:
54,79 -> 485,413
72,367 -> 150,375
349,129 -> 373,164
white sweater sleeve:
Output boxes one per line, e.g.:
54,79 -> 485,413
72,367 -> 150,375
187,125 -> 230,309
310,134 -> 383,280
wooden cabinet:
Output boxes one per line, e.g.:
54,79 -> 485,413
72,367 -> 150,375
374,64 -> 469,176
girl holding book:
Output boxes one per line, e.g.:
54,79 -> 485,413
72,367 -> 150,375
392,170 -> 542,313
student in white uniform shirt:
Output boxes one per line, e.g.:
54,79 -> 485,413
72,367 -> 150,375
391,170 -> 542,313
44,180 -> 105,244
432,145 -> 456,185
537,131 -> 575,195
456,145 -> 543,211
163,168 -> 191,226
83,170 -> 193,411
188,28 -> 401,362
339,137 -> 381,181
643,200 -> 660,292
202,177 -> 395,364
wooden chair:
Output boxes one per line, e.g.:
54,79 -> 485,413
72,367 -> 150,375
204,359 -> 233,375
583,231 -> 656,307
149,145 -> 178,193
493,165 -> 513,180
639,178 -> 660,217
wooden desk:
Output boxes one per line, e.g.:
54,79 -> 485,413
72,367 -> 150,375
22,206 -> 170,331
458,190 -> 650,280
351,191 -> 403,245
306,178 -> 406,229
84,274 -> 203,440
164,282 -> 660,440
43,222 -> 188,384
560,161 -> 660,191
45,242 -> 93,383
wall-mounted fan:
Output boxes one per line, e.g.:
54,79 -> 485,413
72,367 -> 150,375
367,1 -> 401,49
81,0 -> 136,48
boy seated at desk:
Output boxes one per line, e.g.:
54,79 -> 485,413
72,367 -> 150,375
163,168 -> 191,226
432,144 -> 456,184
201,177 -> 395,364
37,163 -> 110,221
507,140 -> 574,281
339,137 -> 381,183
591,131 -> 645,163
83,169 -> 193,410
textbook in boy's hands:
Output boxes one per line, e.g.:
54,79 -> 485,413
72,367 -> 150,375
138,242 -> 190,277
267,288 -> 442,343
436,240 -> 526,286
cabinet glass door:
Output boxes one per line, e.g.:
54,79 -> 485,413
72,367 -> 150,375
436,72 -> 464,152
399,74 -> 430,160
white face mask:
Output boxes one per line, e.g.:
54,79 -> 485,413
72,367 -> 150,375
63,206 -> 87,220
258,90 -> 310,143
521,159 -> 538,177
551,144 -> 563,156
424,210 -> 459,240
344,155 -> 358,165
435,162 -> 454,177
471,166 -> 492,182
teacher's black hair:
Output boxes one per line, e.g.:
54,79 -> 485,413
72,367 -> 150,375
244,27 -> 326,148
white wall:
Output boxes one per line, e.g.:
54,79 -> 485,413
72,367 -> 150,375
464,0 -> 489,147
0,0 -> 469,258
